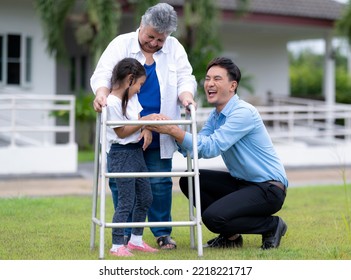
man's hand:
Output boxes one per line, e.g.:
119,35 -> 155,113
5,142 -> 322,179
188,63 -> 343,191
146,114 -> 186,143
146,114 -> 172,134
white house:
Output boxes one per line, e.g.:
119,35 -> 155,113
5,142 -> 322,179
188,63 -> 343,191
0,0 -> 77,175
0,0 -> 349,175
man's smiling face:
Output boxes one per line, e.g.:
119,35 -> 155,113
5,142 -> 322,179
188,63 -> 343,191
204,66 -> 238,112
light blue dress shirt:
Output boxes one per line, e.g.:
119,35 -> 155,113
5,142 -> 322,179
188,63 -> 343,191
180,94 -> 288,187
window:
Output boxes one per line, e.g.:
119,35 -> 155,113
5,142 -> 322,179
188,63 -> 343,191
70,56 -> 76,91
0,33 -> 32,87
7,34 -> 21,85
70,55 -> 88,92
80,55 -> 87,90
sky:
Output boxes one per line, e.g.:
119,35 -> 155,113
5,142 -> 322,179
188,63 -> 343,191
288,0 -> 349,55
287,39 -> 349,55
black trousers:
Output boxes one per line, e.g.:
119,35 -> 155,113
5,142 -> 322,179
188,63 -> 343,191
179,169 -> 286,237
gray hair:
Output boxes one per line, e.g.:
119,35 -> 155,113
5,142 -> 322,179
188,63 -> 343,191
141,3 -> 178,35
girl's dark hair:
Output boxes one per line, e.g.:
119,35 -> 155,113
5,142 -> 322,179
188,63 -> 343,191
206,57 -> 241,93
111,58 -> 146,117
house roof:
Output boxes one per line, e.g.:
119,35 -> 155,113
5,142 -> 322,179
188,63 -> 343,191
222,0 -> 344,20
166,0 -> 345,21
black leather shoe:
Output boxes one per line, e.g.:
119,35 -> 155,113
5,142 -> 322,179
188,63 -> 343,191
204,234 -> 243,248
261,217 -> 287,250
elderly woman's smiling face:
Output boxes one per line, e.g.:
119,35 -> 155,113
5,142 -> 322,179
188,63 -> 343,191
138,25 -> 168,54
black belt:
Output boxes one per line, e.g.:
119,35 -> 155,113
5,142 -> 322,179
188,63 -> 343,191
267,180 -> 287,194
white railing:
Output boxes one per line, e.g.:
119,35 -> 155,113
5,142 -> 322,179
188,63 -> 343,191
191,96 -> 351,145
2,93 -> 350,149
265,95 -> 351,144
0,94 -> 76,147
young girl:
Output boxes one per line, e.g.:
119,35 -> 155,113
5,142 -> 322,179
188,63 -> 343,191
106,58 -> 158,257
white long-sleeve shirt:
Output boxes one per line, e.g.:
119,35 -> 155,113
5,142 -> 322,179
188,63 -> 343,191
90,29 -> 197,158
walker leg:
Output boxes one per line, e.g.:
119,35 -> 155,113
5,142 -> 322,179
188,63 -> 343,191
92,106 -> 203,259
90,114 -> 101,250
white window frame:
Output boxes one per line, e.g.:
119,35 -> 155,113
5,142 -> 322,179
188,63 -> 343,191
23,36 -> 33,87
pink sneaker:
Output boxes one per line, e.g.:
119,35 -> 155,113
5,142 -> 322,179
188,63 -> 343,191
110,246 -> 134,257
127,241 -> 158,253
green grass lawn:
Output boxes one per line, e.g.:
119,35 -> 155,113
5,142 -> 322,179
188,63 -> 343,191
1,184 -> 351,260
78,149 -> 95,162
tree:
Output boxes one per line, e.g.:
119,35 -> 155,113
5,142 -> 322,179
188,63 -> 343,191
336,0 -> 351,44
289,48 -> 351,104
34,0 -> 120,66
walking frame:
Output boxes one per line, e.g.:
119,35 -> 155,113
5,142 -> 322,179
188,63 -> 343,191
90,104 -> 203,259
